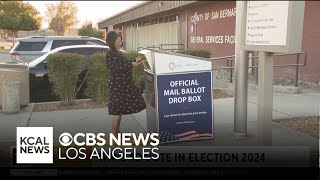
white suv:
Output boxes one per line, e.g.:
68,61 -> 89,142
9,36 -> 107,63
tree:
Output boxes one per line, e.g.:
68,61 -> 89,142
78,21 -> 103,39
0,1 -> 42,45
45,1 -> 79,36
0,29 -> 9,39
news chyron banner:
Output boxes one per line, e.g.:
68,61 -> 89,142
157,71 -> 213,143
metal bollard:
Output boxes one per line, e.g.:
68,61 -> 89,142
2,81 -> 20,114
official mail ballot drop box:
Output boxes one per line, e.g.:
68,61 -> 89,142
138,49 -> 214,144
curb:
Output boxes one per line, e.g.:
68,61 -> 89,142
34,98 -> 94,106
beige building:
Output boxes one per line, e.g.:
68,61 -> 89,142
98,1 -> 320,84
18,29 -> 57,38
98,1 -> 189,52
65,28 -> 79,36
18,28 -> 80,38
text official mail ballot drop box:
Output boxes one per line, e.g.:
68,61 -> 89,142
138,49 -> 214,144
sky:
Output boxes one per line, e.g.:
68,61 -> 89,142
26,1 -> 144,29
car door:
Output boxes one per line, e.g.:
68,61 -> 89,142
61,47 -> 104,98
58,47 -> 109,99
29,55 -> 55,102
51,47 -> 91,100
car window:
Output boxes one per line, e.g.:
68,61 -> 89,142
33,47 -> 108,67
87,40 -> 107,46
15,42 -> 47,51
60,48 -> 88,55
51,40 -> 87,50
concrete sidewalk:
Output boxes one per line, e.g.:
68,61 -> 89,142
0,90 -> 319,166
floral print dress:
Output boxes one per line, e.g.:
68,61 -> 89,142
105,49 -> 146,115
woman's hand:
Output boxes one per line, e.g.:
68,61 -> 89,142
135,54 -> 146,63
132,54 -> 146,67
132,62 -> 140,67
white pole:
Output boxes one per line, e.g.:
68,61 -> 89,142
195,24 -> 197,50
257,52 -> 273,145
234,1 -> 249,137
194,13 -> 198,52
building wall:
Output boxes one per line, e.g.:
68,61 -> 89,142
273,1 -> 320,82
125,22 -> 180,51
18,30 -> 57,38
18,28 -> 80,38
125,24 -> 138,51
65,28 -> 79,36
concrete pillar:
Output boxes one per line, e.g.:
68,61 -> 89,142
2,81 -> 20,114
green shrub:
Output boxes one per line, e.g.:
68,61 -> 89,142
47,53 -> 86,105
84,52 -> 109,104
180,49 -> 211,58
123,51 -> 145,92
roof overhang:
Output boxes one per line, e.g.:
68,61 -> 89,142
98,1 -> 199,29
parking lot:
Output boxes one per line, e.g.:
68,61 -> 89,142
0,50 -> 11,63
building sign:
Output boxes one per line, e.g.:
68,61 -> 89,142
245,1 -> 289,46
190,35 -> 235,44
189,7 -> 236,45
190,8 -> 236,23
242,1 -> 305,53
157,72 -> 213,143
193,12 -> 199,25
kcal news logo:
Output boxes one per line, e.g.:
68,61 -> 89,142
16,127 -> 53,164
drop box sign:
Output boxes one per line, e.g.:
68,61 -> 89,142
157,71 -> 213,143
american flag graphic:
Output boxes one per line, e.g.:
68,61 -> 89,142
175,130 -> 213,140
159,130 -> 213,143
159,131 -> 178,143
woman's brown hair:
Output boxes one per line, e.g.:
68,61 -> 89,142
106,31 -> 122,51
